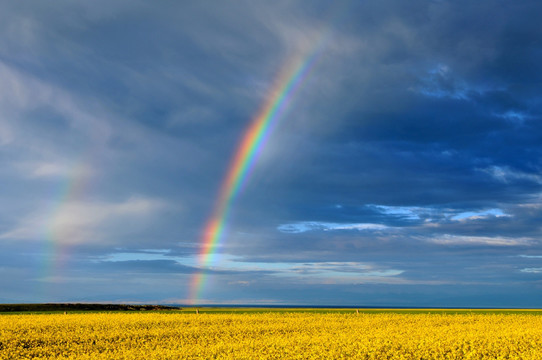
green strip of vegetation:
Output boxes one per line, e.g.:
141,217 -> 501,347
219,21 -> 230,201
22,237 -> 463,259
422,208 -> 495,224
2,304 -> 541,315
177,307 -> 542,315
0,303 -> 177,314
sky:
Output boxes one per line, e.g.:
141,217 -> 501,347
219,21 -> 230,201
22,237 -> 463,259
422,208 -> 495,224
1,0 -> 542,307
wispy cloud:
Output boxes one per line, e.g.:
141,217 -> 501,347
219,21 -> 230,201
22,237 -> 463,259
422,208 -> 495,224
0,61 -> 113,147
414,64 -> 470,100
277,261 -> 404,285
450,208 -> 510,221
16,161 -> 93,179
479,166 -> 542,185
209,258 -> 404,285
1,1 -> 542,305
277,222 -> 388,233
1,196 -> 168,245
370,205 -> 427,220
520,268 -> 542,274
370,204 -> 510,223
429,235 -> 531,246
519,255 -> 542,259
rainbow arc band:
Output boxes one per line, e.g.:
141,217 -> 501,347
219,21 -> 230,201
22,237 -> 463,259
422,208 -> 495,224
189,44 -> 327,305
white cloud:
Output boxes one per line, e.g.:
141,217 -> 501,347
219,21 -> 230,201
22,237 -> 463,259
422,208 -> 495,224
15,161 -> 95,179
277,221 -> 388,233
450,208 -> 510,221
227,280 -> 251,287
0,121 -> 12,146
370,205 -> 425,220
430,234 -> 531,246
210,257 -> 404,285
520,268 -> 542,274
278,207 -> 512,235
0,196 -> 167,245
479,166 -> 542,184
371,204 -> 512,223
0,61 -> 114,165
277,262 -> 404,285
102,250 -> 172,263
30,162 -> 72,178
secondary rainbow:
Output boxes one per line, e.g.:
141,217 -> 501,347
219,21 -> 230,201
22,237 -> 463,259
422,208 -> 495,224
189,45 -> 326,304
39,160 -> 91,299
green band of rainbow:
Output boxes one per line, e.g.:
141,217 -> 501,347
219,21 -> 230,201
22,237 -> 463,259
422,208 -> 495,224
188,44 -> 326,304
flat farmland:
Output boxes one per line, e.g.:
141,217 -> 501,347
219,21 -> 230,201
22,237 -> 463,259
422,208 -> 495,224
2,310 -> 542,359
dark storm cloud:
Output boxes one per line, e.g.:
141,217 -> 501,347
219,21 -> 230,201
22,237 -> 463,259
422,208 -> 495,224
230,0 -> 542,248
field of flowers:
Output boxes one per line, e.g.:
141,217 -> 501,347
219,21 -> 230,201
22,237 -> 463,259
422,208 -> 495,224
1,311 -> 542,359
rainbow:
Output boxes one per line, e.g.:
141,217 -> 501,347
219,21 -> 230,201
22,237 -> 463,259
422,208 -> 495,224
189,43 -> 328,304
39,160 -> 91,299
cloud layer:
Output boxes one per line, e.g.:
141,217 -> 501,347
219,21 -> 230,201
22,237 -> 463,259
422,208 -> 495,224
1,0 -> 541,306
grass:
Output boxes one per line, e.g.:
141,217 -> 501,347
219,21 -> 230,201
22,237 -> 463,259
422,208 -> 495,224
177,307 -> 542,315
2,303 -> 541,315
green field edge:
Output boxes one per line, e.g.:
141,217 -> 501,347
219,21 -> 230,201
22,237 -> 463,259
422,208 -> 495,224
2,303 -> 542,315
175,307 -> 542,315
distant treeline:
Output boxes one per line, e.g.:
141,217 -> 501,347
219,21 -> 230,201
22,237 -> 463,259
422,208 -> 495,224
0,303 -> 179,312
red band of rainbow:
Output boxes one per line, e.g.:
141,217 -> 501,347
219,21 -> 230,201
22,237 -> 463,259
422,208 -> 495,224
189,41 -> 328,305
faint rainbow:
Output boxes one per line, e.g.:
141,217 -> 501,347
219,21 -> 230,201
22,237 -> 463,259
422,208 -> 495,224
189,39 -> 330,305
39,161 -> 90,299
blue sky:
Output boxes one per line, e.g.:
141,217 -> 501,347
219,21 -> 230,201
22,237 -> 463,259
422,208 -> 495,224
1,1 -> 542,307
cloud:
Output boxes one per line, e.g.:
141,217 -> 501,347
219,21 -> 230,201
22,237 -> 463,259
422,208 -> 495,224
1,0 -> 542,305
0,121 -> 12,146
519,255 -> 542,259
494,110 -> 532,126
278,262 -> 404,285
277,221 -> 388,233
520,268 -> 542,274
0,61 -> 113,146
370,205 -> 431,221
413,64 -> 471,100
1,196 -> 167,245
208,257 -> 404,285
15,161 -> 94,179
429,234 -> 531,247
96,260 -> 199,275
450,208 -> 510,221
479,166 -> 542,185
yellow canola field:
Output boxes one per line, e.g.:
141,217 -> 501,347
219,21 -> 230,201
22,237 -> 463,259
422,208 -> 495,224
1,312 -> 542,359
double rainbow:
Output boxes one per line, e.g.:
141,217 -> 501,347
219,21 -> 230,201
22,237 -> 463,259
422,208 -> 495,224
189,44 -> 326,304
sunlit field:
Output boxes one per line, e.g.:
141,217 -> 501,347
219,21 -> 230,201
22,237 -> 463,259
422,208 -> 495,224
2,310 -> 542,359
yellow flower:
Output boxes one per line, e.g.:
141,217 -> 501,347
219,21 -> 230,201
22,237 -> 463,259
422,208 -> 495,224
1,311 -> 542,359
